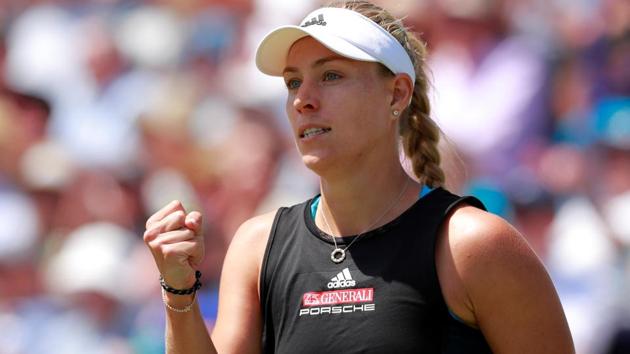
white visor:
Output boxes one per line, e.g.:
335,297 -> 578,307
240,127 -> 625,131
255,7 -> 416,85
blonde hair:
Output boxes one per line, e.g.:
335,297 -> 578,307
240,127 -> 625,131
328,0 -> 445,188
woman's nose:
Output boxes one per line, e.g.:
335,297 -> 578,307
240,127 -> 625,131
293,81 -> 319,114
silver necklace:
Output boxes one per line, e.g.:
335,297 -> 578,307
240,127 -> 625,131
319,179 -> 410,264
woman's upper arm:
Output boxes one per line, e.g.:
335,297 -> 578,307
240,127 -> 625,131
211,211 -> 276,354
439,206 -> 575,354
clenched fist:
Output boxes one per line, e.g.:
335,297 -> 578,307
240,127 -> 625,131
143,200 -> 204,290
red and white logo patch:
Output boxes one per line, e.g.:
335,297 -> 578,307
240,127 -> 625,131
302,288 -> 374,307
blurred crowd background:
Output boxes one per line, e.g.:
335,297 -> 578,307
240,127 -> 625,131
0,0 -> 627,353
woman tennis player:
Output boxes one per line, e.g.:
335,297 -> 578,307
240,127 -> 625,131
143,1 -> 574,353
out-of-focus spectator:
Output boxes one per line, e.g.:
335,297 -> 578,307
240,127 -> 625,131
422,0 -> 549,182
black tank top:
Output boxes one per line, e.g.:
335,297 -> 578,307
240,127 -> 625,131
260,187 -> 492,353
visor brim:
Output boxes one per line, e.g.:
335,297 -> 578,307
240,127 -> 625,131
255,25 -> 379,77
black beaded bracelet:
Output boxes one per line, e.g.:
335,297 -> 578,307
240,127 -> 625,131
160,270 -> 202,295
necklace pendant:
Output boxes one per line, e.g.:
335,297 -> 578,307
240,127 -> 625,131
331,248 -> 346,264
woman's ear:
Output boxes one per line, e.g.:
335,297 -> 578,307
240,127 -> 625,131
390,74 -> 414,114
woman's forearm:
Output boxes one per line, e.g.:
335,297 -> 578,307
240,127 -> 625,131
164,293 -> 217,354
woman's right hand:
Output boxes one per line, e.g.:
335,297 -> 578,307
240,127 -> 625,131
143,200 -> 204,290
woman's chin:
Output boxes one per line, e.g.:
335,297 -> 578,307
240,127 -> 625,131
302,154 -> 322,168
301,154 -> 332,175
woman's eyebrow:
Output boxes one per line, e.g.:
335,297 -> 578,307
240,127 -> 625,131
312,55 -> 352,67
282,55 -> 352,75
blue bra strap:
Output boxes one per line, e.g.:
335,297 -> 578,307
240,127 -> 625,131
310,195 -> 321,221
420,184 -> 433,198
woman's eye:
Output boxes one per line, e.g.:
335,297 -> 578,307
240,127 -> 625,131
323,72 -> 341,81
285,79 -> 301,90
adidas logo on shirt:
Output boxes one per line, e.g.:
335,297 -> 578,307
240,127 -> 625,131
327,268 -> 356,289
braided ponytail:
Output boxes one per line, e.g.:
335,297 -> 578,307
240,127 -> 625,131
329,0 -> 445,187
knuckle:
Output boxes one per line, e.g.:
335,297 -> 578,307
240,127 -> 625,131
161,246 -> 178,259
167,210 -> 185,223
174,210 -> 186,222
143,228 -> 157,243
149,237 -> 165,249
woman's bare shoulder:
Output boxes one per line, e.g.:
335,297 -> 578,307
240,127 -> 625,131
225,209 -> 279,277
231,210 -> 279,248
440,204 -> 547,307
437,204 -> 574,353
445,205 -> 532,261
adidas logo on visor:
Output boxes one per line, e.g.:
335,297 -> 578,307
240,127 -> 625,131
327,268 -> 356,289
301,14 -> 326,27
